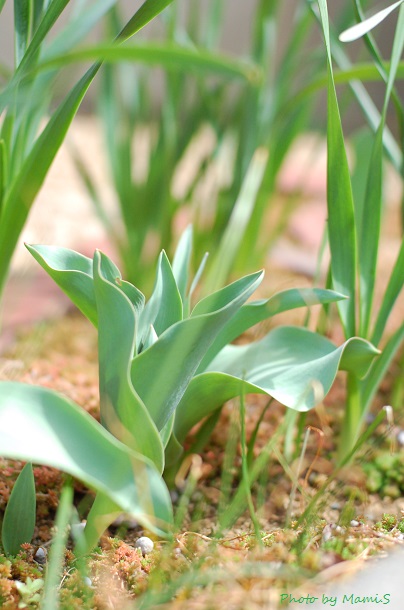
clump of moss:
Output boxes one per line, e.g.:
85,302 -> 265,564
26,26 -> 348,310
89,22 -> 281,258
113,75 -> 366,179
363,452 -> 404,498
374,513 -> 404,533
59,572 -> 94,610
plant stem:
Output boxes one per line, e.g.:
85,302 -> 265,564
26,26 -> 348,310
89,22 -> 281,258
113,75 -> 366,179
338,372 -> 362,463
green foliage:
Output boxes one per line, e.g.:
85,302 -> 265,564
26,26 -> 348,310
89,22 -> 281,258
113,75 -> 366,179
2,0 -> 238,303
316,0 -> 404,459
363,452 -> 404,497
72,1 -> 322,288
0,227 -> 375,548
15,577 -> 44,609
1,463 -> 36,556
0,382 -> 173,548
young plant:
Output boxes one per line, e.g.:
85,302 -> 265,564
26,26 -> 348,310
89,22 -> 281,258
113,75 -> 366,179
315,0 -> 404,459
0,228 -> 378,544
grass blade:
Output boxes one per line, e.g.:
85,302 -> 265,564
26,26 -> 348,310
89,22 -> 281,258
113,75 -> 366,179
34,42 -> 261,83
358,4 -> 404,337
14,0 -> 33,67
372,239 -> 404,345
40,482 -> 73,610
317,0 -> 357,338
205,147 -> 268,293
362,323 -> 404,414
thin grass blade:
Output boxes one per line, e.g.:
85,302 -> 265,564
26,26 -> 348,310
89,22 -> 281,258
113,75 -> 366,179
317,0 -> 357,338
359,4 -> 404,337
14,0 -> 33,67
372,239 -> 404,345
40,482 -> 73,610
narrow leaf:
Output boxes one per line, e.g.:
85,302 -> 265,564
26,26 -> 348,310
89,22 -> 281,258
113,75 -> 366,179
139,251 -> 183,343
1,463 -> 36,556
14,0 -> 33,67
339,1 -> 404,42
172,225 -> 193,303
317,0 -> 357,337
372,238 -> 404,345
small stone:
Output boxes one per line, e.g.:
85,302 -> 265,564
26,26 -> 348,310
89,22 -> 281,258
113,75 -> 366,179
70,521 -> 86,540
34,547 -> 47,565
397,430 -> 404,447
365,413 -> 375,424
322,524 -> 333,542
135,536 -> 154,556
331,503 -> 341,510
83,576 -> 93,587
350,520 -> 360,527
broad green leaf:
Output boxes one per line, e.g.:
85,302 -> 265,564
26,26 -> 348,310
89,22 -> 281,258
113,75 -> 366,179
93,251 -> 164,472
317,0 -> 357,337
191,271 -> 264,317
14,0 -> 33,67
34,43 -> 261,84
26,245 -> 146,328
131,271 -> 263,431
174,327 -> 380,442
339,1 -> 404,42
0,382 -> 173,534
172,225 -> 193,303
1,463 -> 36,556
26,244 -> 98,325
198,287 -> 347,371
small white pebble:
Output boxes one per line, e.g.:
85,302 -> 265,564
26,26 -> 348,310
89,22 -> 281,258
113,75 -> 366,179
397,430 -> 404,446
322,524 -> 333,542
135,536 -> 154,556
70,521 -> 86,540
350,520 -> 360,527
83,576 -> 93,587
